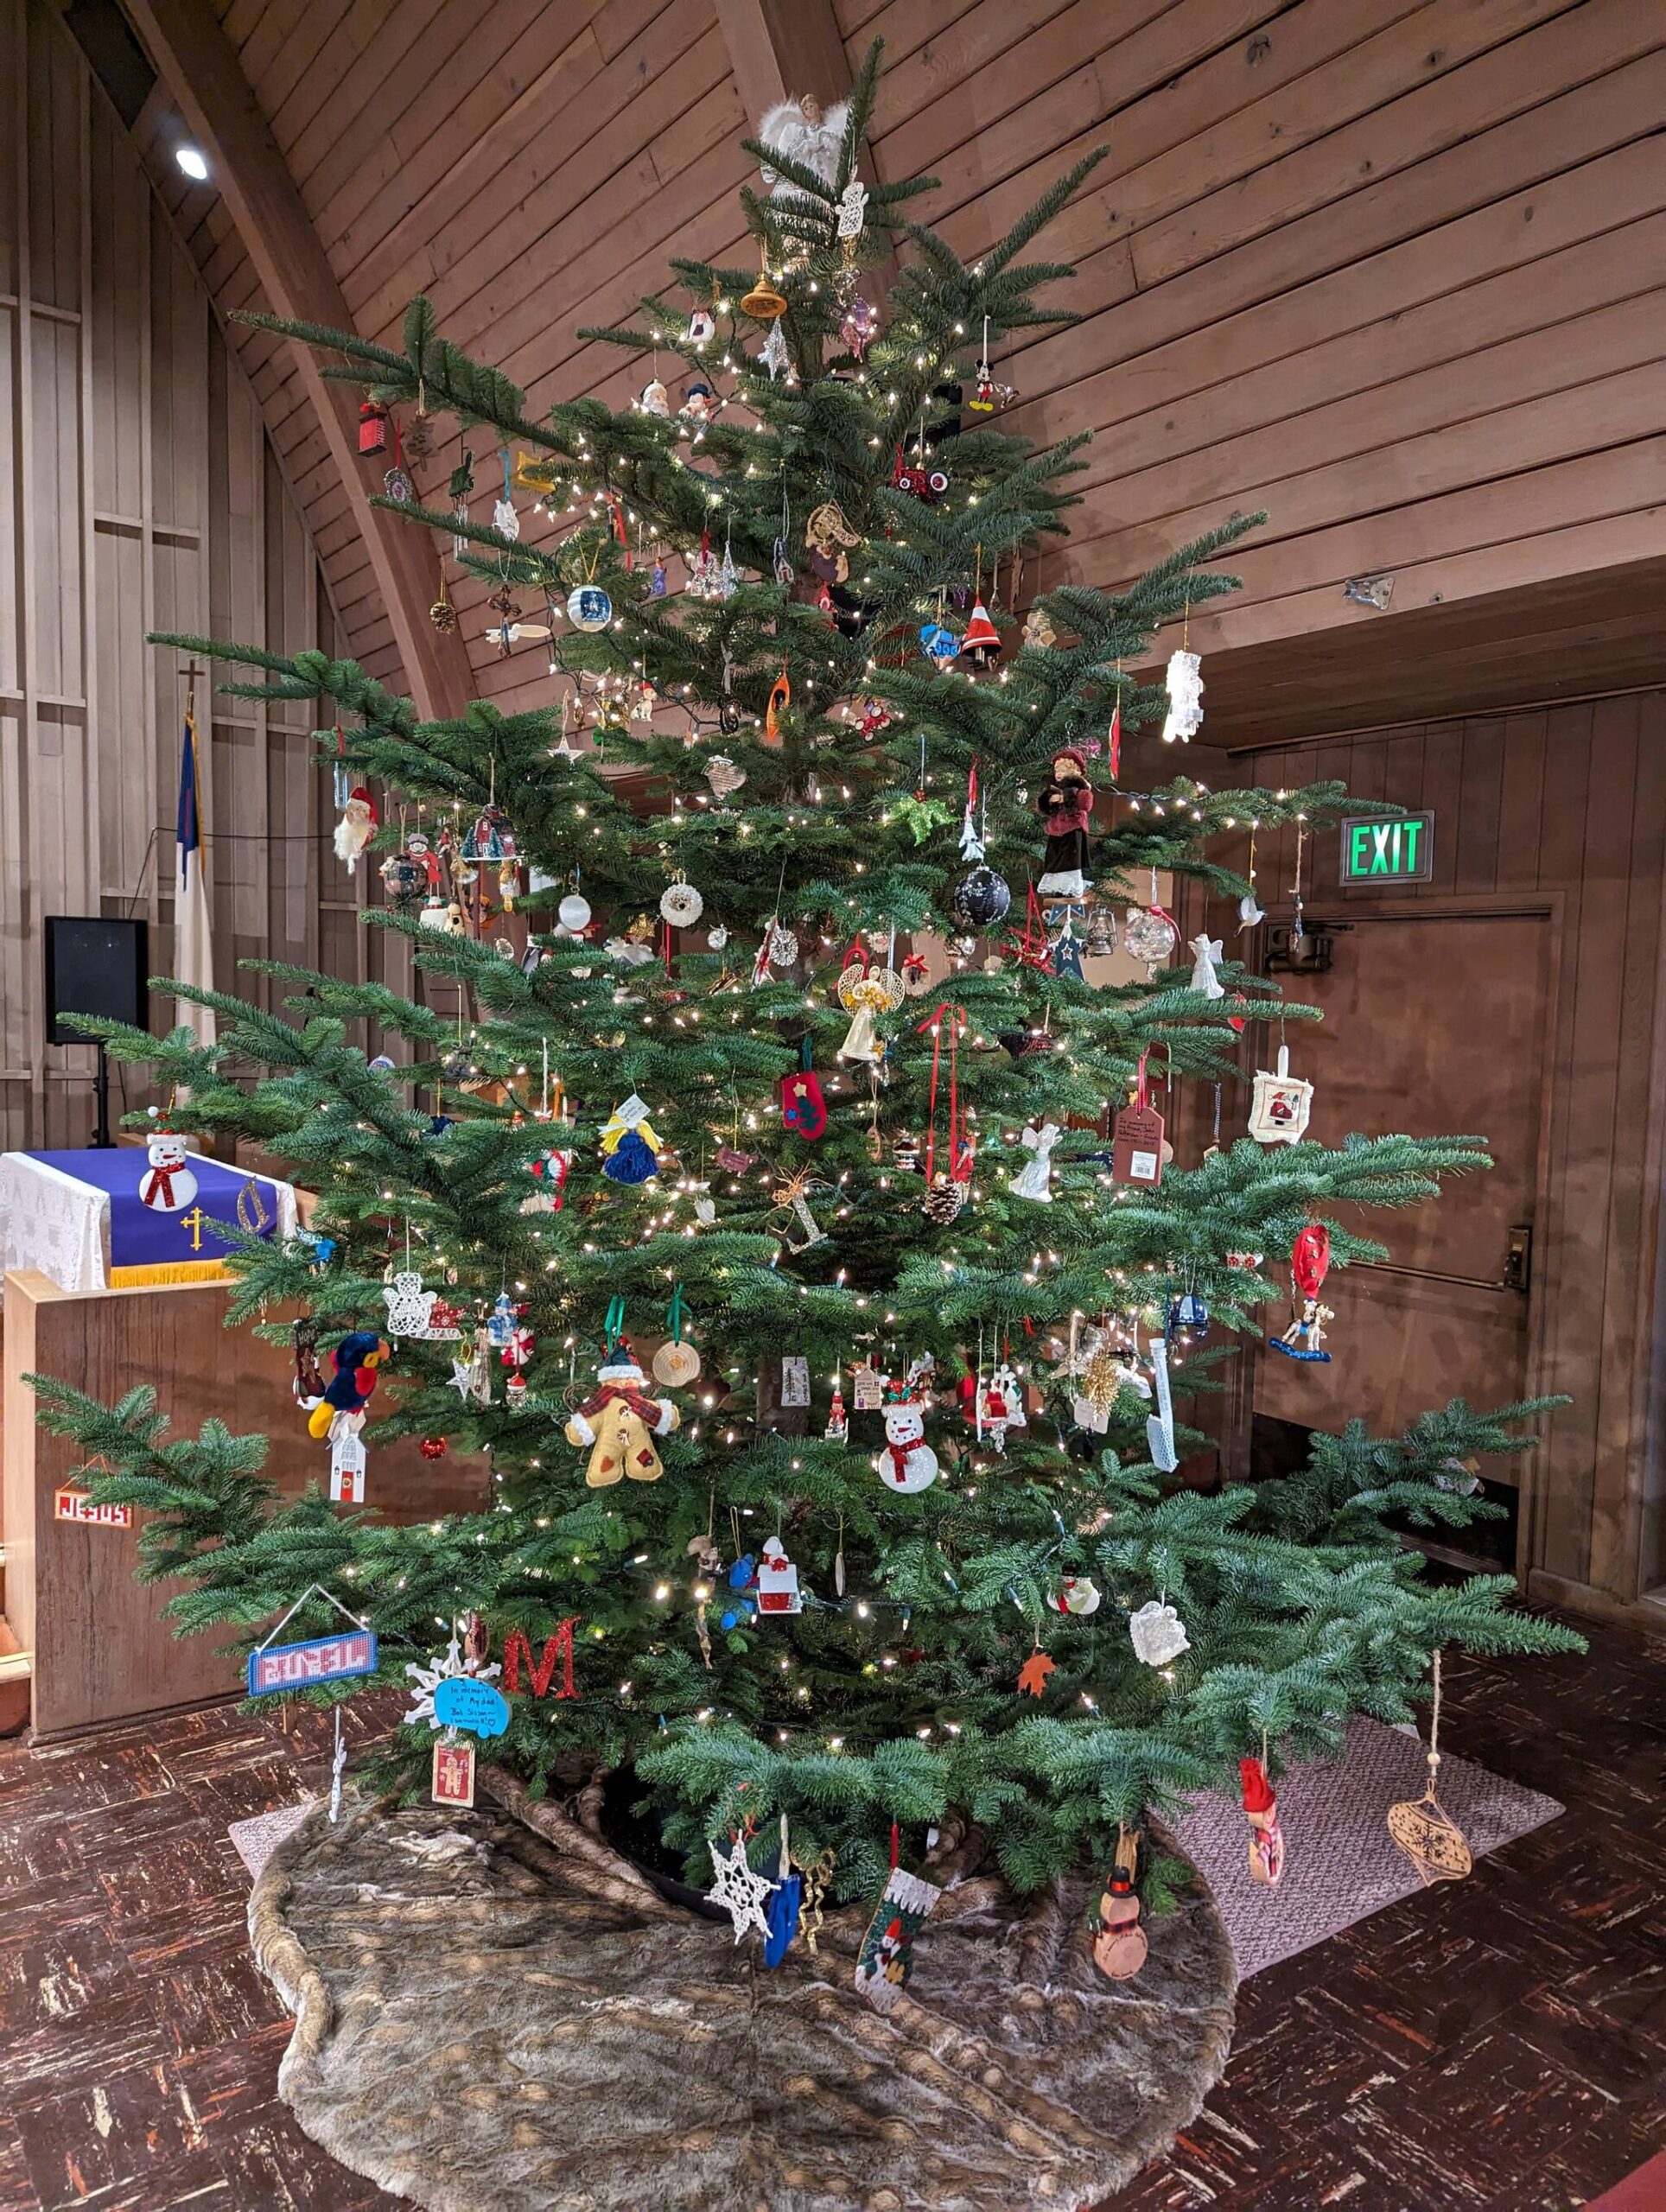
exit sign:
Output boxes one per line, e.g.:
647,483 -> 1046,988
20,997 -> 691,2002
1340,812 -> 1434,884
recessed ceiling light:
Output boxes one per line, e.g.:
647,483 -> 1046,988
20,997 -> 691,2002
175,146 -> 208,181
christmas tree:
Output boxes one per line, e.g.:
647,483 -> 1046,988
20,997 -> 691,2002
36,46 -> 1578,1924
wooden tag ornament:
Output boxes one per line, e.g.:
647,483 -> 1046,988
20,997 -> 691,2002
1112,1052 -> 1164,1185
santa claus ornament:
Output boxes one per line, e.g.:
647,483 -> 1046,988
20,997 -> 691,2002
334,785 -> 378,874
1248,1042 -> 1314,1145
138,1115 -> 197,1212
563,1338 -> 679,1487
1035,750 -> 1093,896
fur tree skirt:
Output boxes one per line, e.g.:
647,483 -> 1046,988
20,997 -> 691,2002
248,1778 -> 1237,2211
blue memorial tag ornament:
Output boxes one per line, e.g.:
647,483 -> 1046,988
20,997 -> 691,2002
763,1851 -> 802,1967
433,1674 -> 512,1739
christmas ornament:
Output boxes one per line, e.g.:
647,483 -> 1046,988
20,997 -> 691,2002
1036,750 -> 1093,895
334,785 -> 378,873
382,417 -> 413,504
835,943 -> 904,1065
756,90 -> 847,195
1021,604 -> 1056,648
680,378 -> 717,426
327,1413 -> 367,1503
684,305 -> 716,346
1047,1575 -> 1102,1617
599,1094 -> 664,1185
305,1332 -> 388,1442
418,1436 -> 448,1460
1084,903 -> 1117,958
1016,1650 -> 1055,1697
824,1376 -> 848,1442
959,599 -> 1001,668
853,1363 -> 884,1412
765,664 -> 790,743
292,1318 -> 325,1408
1240,1755 -> 1285,1885
566,582 -> 613,632
1047,900 -> 1086,982
1129,1598 -> 1189,1667
357,400 -> 388,454
977,1360 -> 1027,1451
878,1376 -> 938,1494
652,1286 -> 702,1387
563,1337 -> 679,1487
639,377 -> 671,416
841,296 -> 875,359
1009,1118 -> 1061,1203
1188,932 -> 1225,1000
1123,902 -> 1180,973
919,619 -> 958,668
771,1166 -> 828,1255
1147,1332 -> 1179,1472
951,864 -> 1011,931
1112,1054 -> 1165,1187
779,1044 -> 827,1140
491,449 -> 518,539
1085,1830 -> 1147,1982
382,1268 -> 457,1339
1161,645 -> 1204,743
708,1832 -> 778,1942
1249,1042 -> 1313,1144
555,887 -> 591,934
1388,1650 -> 1472,1885
763,1817 -> 802,1968
430,1739 -> 475,1808
891,446 -> 948,502
501,1622 -> 579,1701
917,1002 -> 972,1221
379,848 -> 426,907
704,753 -> 746,798
804,500 -> 861,583
138,1117 -> 197,1211
658,877 -> 704,927
404,1628 -> 500,1730
759,321 -> 790,381
755,1535 -> 803,1614
855,1840 -> 941,2012
1269,1223 -> 1334,1363
1171,1291 -> 1210,1334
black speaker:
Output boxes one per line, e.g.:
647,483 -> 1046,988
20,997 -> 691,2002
44,915 -> 149,1046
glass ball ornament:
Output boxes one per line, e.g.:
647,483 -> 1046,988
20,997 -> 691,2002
951,865 -> 1012,931
557,891 -> 592,932
1123,906 -> 1180,966
566,582 -> 613,632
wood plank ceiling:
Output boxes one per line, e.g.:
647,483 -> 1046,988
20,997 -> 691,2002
113,0 -> 1666,741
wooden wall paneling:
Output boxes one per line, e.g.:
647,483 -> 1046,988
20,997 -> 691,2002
1592,695 -> 1666,1594
1453,719 -> 1506,898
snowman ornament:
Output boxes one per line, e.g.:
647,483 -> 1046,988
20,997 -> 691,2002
138,1122 -> 197,1213
877,1377 -> 939,1494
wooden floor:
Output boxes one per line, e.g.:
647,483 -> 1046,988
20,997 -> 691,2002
0,1614 -> 1658,2212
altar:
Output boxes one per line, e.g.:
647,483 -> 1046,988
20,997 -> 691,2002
0,1147 -> 298,1292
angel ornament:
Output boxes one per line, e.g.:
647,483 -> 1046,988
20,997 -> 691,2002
1188,932 -> 1225,1000
755,92 -> 848,199
1009,1120 -> 1061,1203
835,178 -> 868,242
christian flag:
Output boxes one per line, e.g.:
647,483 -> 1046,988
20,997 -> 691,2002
175,712 -> 217,1047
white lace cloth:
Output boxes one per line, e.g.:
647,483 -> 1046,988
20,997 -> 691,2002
0,1151 -> 297,1294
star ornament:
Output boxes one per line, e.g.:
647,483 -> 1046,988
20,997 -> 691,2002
1016,1651 -> 1057,1699
447,1357 -> 477,1400
708,1834 -> 778,1942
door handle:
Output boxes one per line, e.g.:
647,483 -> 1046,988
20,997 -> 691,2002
1503,1224 -> 1531,1294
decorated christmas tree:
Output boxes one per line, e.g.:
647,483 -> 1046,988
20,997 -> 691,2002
36,46 -> 1578,1962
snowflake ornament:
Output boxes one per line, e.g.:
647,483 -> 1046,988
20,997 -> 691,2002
404,1632 -> 501,1732
708,1832 -> 779,1942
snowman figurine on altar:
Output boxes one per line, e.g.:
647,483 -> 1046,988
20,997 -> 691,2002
138,1115 -> 197,1213
878,1377 -> 939,1494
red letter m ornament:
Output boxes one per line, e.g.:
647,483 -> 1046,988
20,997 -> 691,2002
502,1618 -> 580,1700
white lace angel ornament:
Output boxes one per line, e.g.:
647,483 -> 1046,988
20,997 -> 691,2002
1009,1119 -> 1061,1203
1188,932 -> 1225,1001
755,94 -> 849,202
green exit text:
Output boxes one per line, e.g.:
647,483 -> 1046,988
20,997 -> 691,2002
1339,812 -> 1434,885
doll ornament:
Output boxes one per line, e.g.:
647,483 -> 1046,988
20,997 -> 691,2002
563,1342 -> 679,1487
1035,750 -> 1094,896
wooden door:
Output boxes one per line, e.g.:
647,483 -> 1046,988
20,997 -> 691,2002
1252,902 -> 1554,1451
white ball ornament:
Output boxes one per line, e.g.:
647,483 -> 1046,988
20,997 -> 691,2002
556,892 -> 592,932
566,583 -> 613,632
658,880 -> 704,927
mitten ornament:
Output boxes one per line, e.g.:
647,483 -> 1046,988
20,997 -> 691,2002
779,1044 -> 827,1139
1241,1755 -> 1286,1885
